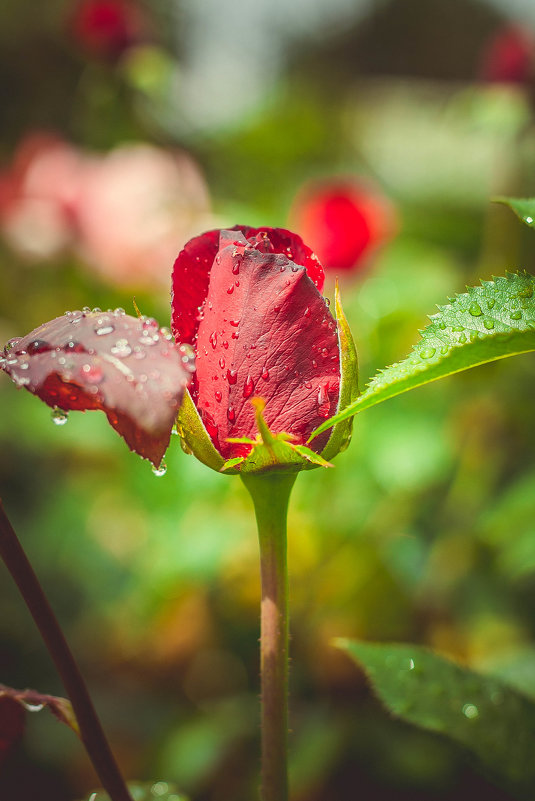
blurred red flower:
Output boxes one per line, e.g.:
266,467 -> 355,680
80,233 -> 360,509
70,0 -> 147,61
289,179 -> 397,275
171,227 -> 342,460
479,25 -> 535,85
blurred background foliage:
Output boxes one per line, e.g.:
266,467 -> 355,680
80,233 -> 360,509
2,0 -> 535,799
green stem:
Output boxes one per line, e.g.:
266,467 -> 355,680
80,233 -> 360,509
241,472 -> 297,801
0,499 -> 133,801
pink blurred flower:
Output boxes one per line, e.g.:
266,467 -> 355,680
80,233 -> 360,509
75,143 -> 213,289
69,0 -> 147,61
288,178 -> 397,276
0,133 -> 84,260
479,25 -> 535,85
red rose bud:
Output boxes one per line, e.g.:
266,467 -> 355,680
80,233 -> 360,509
171,227 -> 358,474
479,25 -> 535,85
289,179 -> 397,275
69,0 -> 146,61
1,309 -> 194,467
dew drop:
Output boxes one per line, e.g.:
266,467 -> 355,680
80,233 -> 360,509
511,309 -> 522,320
243,375 -> 254,398
51,407 -> 68,426
152,461 -> 167,477
219,357 -> 226,369
92,307 -> 102,314
227,285 -> 234,294
222,340 -> 229,349
81,363 -> 104,383
304,307 -> 311,318
27,339 -> 51,355
261,367 -> 269,381
95,325 -> 114,336
420,348 -> 436,359
459,333 -> 467,343
215,391 -> 222,403
524,215 -> 534,225
483,318 -> 494,330
487,298 -> 495,309
227,406 -> 236,423
4,337 -> 22,354
133,346 -> 146,360
227,368 -> 237,385
111,339 -> 132,357
462,703 -> 479,720
22,701 -> 45,712
209,331 -> 218,349
229,319 -> 240,327
438,321 -> 446,330
114,307 -> 126,315
82,306 -> 92,314
273,306 -> 281,313
468,302 -> 483,317
160,327 -> 173,340
178,343 -> 196,372
232,261 -> 240,275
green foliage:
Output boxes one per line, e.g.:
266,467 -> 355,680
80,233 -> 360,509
337,639 -> 535,798
80,782 -> 187,801
494,197 -> 535,229
312,271 -> 535,439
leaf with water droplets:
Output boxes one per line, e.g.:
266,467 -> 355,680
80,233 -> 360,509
0,684 -> 79,744
494,196 -> 535,228
0,310 -> 194,466
311,271 -> 535,441
337,639 -> 535,796
78,780 -> 188,801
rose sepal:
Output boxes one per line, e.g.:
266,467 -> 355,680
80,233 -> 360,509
220,398 -> 334,475
316,283 -> 359,459
175,388 -> 225,471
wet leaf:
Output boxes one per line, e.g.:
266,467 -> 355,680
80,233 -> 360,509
1,309 -> 194,466
311,271 -> 535,440
494,196 -> 535,228
0,683 -> 79,738
337,639 -> 535,797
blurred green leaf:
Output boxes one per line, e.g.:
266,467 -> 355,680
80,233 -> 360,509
337,639 -> 535,797
311,271 -> 535,439
494,197 -> 535,229
79,781 -> 187,801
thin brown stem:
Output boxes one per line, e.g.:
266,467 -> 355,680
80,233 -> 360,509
0,499 -> 133,801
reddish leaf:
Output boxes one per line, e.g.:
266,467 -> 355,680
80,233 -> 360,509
174,230 -> 340,460
171,225 -> 324,345
1,309 -> 194,466
0,684 -> 80,764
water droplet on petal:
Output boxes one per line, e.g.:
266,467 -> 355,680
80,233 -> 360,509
229,319 -> 240,327
468,302 -> 483,317
304,307 -> 311,318
261,367 -> 269,381
243,375 -> 254,398
81,363 -> 104,383
92,307 -> 102,314
4,337 -> 22,354
227,369 -> 237,385
209,331 -> 218,349
215,391 -> 222,403
227,285 -> 234,295
51,407 -> 68,425
27,339 -> 51,355
227,406 -> 236,423
82,306 -> 92,314
95,325 -> 114,336
152,460 -> 167,477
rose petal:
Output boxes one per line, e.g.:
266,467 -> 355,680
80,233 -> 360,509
171,225 -> 324,345
192,231 -> 340,459
1,310 -> 194,466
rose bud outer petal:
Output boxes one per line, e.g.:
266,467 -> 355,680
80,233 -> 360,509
1,310 -> 194,466
192,236 -> 340,460
171,225 -> 324,346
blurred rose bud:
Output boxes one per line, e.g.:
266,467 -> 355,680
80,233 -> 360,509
69,0 -> 147,61
75,143 -> 213,290
0,133 -> 83,261
479,25 -> 535,85
288,179 -> 397,276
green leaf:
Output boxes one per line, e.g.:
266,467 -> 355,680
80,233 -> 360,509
337,639 -> 535,797
79,781 -> 188,801
310,271 -> 535,441
494,196 -> 535,228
